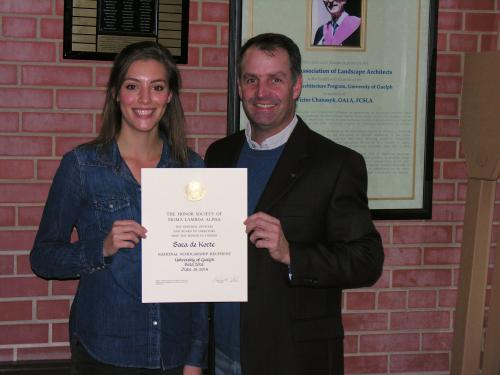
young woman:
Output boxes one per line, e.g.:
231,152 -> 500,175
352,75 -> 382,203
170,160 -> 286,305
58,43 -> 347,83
30,41 -> 207,375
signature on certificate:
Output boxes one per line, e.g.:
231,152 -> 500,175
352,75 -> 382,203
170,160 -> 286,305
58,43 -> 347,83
213,275 -> 239,284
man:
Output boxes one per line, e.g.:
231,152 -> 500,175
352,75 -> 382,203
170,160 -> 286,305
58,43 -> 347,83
313,0 -> 361,46
205,33 -> 383,375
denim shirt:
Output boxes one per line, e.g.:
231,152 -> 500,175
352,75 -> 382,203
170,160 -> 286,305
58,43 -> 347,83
30,139 -> 208,369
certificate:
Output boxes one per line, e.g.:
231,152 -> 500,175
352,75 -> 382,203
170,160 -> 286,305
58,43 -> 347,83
141,168 -> 247,303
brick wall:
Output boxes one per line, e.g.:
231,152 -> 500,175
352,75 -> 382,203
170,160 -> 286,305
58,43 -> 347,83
0,0 -> 499,373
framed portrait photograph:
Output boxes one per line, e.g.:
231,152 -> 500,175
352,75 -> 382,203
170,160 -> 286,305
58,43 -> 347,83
228,0 -> 439,220
309,0 -> 366,49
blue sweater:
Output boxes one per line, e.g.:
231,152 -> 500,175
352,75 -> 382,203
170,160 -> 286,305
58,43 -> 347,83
214,142 -> 284,361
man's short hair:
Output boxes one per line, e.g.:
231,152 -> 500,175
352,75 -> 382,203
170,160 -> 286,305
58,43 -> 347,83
237,33 -> 302,83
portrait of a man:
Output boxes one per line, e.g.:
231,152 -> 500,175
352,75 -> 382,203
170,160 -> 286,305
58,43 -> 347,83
312,0 -> 362,47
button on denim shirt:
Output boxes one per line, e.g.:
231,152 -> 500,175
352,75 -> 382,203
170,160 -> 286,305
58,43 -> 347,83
30,139 -> 208,369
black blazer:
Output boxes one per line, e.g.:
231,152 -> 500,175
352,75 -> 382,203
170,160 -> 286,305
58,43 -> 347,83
204,118 -> 384,375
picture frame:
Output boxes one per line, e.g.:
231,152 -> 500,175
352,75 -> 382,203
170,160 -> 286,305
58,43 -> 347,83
63,0 -> 189,63
228,0 -> 439,220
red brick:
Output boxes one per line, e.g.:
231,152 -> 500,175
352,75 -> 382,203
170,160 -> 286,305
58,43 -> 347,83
96,66 -> 112,87
432,183 -> 456,201
40,18 -> 63,39
36,299 -> 71,319
0,112 -> 19,132
434,139 -> 457,159
378,291 -> 407,310
0,301 -> 32,321
344,335 -> 358,354
202,47 -> 228,67
450,33 -> 479,52
393,269 -> 452,287
435,96 -> 459,116
390,353 -> 449,372
189,0 -> 199,21
393,225 -> 453,244
0,324 -> 48,345
437,54 -> 462,73
343,313 -> 388,331
221,25 -> 230,45
360,333 -> 419,353
0,184 -> 50,204
457,0 -> 495,9
0,136 -> 52,156
434,161 -> 441,179
0,64 -> 17,84
443,161 -> 468,179
391,311 -> 451,330
56,89 -> 106,110
0,230 -> 37,251
52,322 -> 70,343
202,2 -> 229,22
0,349 -> 14,362
37,159 -> 62,180
0,160 -> 34,179
0,255 -> 14,275
371,270 -> 390,288
457,182 -> 468,201
182,69 -> 227,89
422,332 -> 454,350
0,207 -> 15,226
23,112 -> 93,133
408,290 -> 437,308
375,225 -> 389,243
0,276 -> 48,298
186,115 -> 227,135
345,292 -> 376,310
0,88 -> 53,109
344,355 -> 387,374
432,203 -> 465,221
424,247 -> 461,265
0,0 -> 52,14
465,13 -> 498,32
189,24 -> 218,44
440,1 -> 459,10
437,32 -> 447,51
438,11 -> 463,30
187,46 -> 200,66
19,206 -> 44,226
16,254 -> 33,275
481,34 -> 498,51
2,16 -> 37,38
200,93 -> 227,112
180,92 -> 198,112
439,289 -> 457,307
55,136 -> 94,156
52,280 -> 78,296
0,41 -> 56,62
17,345 -> 71,361
55,0 -> 64,16
22,66 -> 93,86
436,76 -> 462,95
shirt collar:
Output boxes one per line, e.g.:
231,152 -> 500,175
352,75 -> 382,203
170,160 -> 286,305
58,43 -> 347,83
332,11 -> 348,26
245,115 -> 298,150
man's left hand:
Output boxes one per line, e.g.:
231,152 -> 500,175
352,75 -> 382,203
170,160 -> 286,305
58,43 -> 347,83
245,212 -> 290,265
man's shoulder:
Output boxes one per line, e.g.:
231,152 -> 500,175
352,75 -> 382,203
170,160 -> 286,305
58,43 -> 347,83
204,130 -> 245,166
299,121 -> 364,161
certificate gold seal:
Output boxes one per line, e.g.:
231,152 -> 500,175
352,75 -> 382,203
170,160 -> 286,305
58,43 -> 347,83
185,181 -> 206,201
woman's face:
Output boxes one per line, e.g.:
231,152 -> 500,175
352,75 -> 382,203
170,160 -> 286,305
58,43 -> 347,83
118,59 -> 172,135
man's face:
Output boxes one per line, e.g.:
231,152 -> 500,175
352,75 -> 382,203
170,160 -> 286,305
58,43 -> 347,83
238,47 -> 302,143
323,0 -> 346,19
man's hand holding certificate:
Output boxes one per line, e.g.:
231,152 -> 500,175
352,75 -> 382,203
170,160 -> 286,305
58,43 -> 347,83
141,168 -> 247,303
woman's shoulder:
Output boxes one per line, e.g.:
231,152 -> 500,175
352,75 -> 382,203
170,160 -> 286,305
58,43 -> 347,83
187,148 -> 204,167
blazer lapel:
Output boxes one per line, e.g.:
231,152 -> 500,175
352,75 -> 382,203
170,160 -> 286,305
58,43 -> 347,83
255,119 -> 311,212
